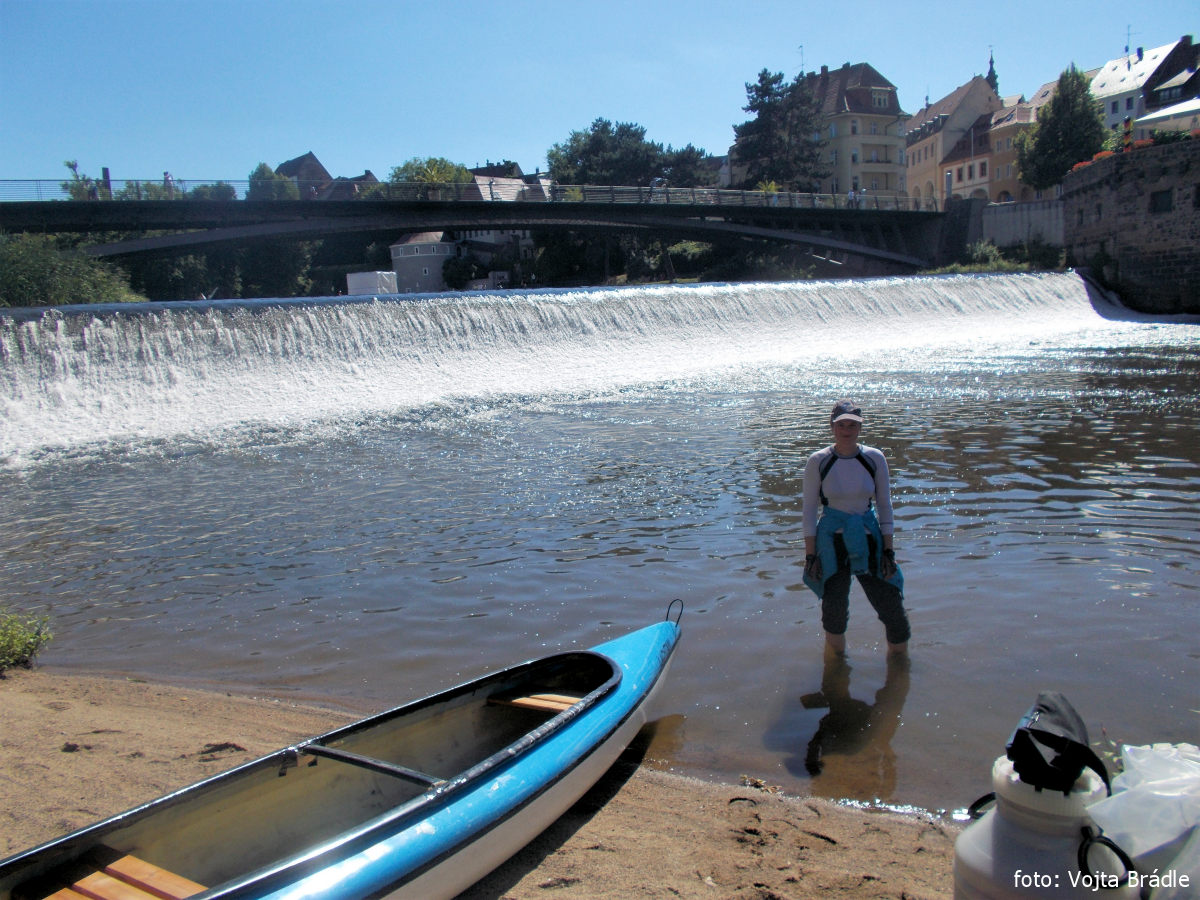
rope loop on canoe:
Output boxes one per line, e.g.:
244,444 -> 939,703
666,598 -> 683,624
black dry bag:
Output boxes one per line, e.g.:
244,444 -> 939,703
1005,691 -> 1111,796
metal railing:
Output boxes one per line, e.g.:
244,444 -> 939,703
0,179 -> 940,212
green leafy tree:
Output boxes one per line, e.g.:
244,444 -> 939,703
442,253 -> 488,290
546,118 -> 666,186
190,182 -> 238,201
0,234 -> 143,307
662,144 -> 718,187
1015,65 -> 1105,190
61,160 -> 108,200
241,163 -> 314,297
363,157 -> 473,200
732,69 -> 828,189
388,157 -> 473,184
247,162 -> 300,200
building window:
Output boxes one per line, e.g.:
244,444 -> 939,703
1149,189 -> 1173,213
980,161 -> 987,177
830,124 -> 837,138
967,164 -> 974,180
870,121 -> 879,135
851,120 -> 858,135
851,150 -> 859,163
1111,100 -> 1119,114
956,167 -> 964,183
1125,97 -> 1134,110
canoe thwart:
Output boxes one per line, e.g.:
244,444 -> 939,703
489,691 -> 584,713
18,851 -> 204,900
299,744 -> 443,788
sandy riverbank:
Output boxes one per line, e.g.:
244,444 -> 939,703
0,669 -> 958,898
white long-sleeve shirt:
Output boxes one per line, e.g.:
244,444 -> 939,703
802,443 -> 894,538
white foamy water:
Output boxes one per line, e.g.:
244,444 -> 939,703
2,271 -> 1197,814
2,272 -> 1175,466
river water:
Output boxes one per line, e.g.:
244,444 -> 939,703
2,272 -> 1197,815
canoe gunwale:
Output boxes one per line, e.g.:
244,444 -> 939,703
0,649 -> 622,900
381,628 -> 679,899
206,649 -> 623,898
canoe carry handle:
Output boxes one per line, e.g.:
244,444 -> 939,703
665,599 -> 683,624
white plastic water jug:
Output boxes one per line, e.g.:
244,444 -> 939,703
953,756 -> 1139,899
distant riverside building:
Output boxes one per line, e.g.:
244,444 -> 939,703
807,62 -> 909,199
390,232 -> 454,293
904,70 -> 1003,208
723,60 -> 908,198
986,81 -> 1059,203
1091,35 -> 1197,141
274,151 -> 378,199
458,167 -> 553,285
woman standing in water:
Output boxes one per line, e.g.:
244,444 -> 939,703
803,400 -> 910,655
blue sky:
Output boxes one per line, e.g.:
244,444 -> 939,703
1,0 -> 1195,183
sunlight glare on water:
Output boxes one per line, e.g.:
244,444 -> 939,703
2,272 -> 1197,813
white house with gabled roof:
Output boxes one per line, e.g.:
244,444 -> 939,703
1091,36 -> 1196,140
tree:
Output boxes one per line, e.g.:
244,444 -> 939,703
547,118 -> 667,186
662,144 -> 717,187
387,157 -> 472,184
732,69 -> 828,189
61,160 -> 106,200
442,253 -> 488,290
0,234 -> 143,307
190,182 -> 238,201
246,162 -> 300,201
1015,65 -> 1105,190
241,163 -> 314,297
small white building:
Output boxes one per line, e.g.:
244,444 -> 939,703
389,232 -> 454,294
345,270 -> 397,295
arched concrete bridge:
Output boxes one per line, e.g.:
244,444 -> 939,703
0,188 -> 947,270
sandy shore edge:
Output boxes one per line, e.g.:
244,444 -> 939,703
0,669 -> 958,898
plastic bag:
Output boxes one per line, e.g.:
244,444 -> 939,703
1088,742 -> 1200,876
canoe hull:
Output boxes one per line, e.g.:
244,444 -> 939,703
258,620 -> 679,900
0,619 -> 680,900
382,656 -> 664,898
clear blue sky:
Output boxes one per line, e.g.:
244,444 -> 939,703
2,0 -> 1195,183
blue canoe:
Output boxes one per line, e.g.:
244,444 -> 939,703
0,615 -> 680,900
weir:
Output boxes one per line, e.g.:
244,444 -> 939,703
1,270 -> 1197,815
0,273 -> 1125,464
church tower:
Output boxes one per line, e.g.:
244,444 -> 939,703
985,51 -> 999,95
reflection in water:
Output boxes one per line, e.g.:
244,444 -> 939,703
797,650 -> 910,802
1,272 -> 1197,814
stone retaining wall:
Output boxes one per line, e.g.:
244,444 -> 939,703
981,199 -> 1063,248
1062,139 -> 1200,314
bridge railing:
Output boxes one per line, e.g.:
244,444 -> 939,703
0,179 -> 940,212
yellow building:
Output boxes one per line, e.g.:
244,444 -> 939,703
723,61 -> 909,199
986,80 -> 1059,202
904,75 -> 1002,208
805,62 -> 910,200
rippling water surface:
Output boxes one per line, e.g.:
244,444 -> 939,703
2,272 -> 1197,814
